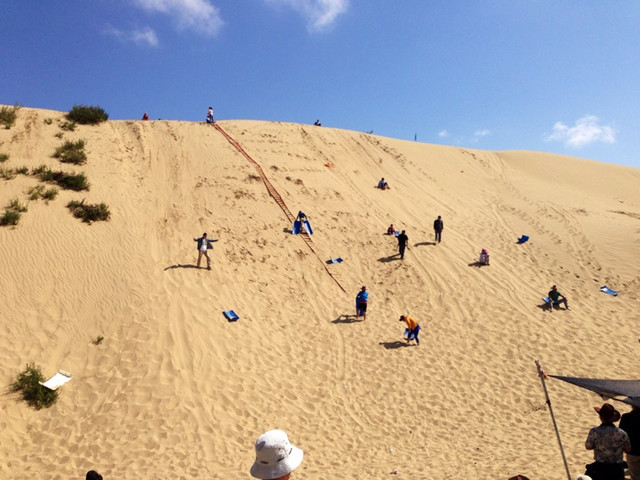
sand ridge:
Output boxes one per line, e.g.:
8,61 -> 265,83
0,108 -> 639,478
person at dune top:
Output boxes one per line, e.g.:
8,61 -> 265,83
206,106 -> 214,124
250,429 -> 303,480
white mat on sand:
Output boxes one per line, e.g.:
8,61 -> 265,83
40,370 -> 73,390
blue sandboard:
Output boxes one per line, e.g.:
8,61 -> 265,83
330,257 -> 343,263
517,235 -> 529,244
304,220 -> 313,235
292,220 -> 301,234
600,286 -> 619,296
223,310 -> 239,322
542,297 -> 550,304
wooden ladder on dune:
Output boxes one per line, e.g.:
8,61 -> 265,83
212,123 -> 347,294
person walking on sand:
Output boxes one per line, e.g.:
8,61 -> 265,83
585,402 -> 630,480
547,285 -> 569,311
620,403 -> 640,480
397,230 -> 408,259
250,429 -> 303,480
355,286 -> 369,321
433,215 -> 443,243
399,315 -> 421,346
194,232 -> 213,270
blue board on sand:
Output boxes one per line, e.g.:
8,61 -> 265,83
600,286 -> 619,296
292,220 -> 302,234
330,257 -> 343,263
304,220 -> 313,235
542,297 -> 550,304
518,235 -> 530,244
223,310 -> 239,322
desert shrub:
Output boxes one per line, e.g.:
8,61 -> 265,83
93,335 -> 104,345
67,199 -> 110,223
0,168 -> 16,180
67,105 -> 108,124
15,166 -> 29,175
44,118 -> 53,125
59,120 -> 76,131
0,153 -> 8,163
33,167 -> 90,191
8,198 -> 27,212
54,132 -> 64,139
54,139 -> 87,165
0,209 -> 20,226
0,104 -> 21,129
27,185 -> 45,200
42,187 -> 58,201
11,363 -> 59,409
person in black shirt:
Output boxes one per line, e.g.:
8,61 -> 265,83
620,403 -> 640,480
397,230 -> 408,259
433,215 -> 443,243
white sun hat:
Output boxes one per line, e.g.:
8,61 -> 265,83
250,429 -> 304,479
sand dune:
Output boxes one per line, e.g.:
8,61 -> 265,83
1,107 -> 639,479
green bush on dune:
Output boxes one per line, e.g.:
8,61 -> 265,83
32,165 -> 90,191
11,363 -> 59,409
0,153 -> 9,163
67,105 -> 108,125
0,209 -> 21,226
0,104 -> 21,129
67,199 -> 110,223
54,139 -> 87,165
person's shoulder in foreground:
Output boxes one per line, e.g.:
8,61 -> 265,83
250,429 -> 303,480
86,471 -> 103,480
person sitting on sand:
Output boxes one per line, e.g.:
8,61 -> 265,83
250,429 -> 303,480
399,315 -> 421,346
355,286 -> 368,321
377,178 -> 389,190
142,112 -> 149,121
206,106 -> 215,124
547,285 -> 569,311
313,119 -> 321,126
585,403 -> 630,480
478,248 -> 490,265
387,224 -> 397,235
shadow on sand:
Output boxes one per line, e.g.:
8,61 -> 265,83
378,254 -> 401,263
283,227 -> 293,234
332,314 -> 362,324
414,242 -> 436,247
379,340 -> 413,350
164,264 -> 201,271
468,261 -> 489,268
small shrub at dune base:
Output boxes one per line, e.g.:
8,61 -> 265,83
8,198 -> 27,213
0,153 -> 9,163
33,166 -> 90,191
0,104 -> 21,129
11,363 -> 59,409
67,105 -> 108,125
27,185 -> 45,200
59,120 -> 76,131
54,139 -> 87,165
43,118 -> 53,125
0,168 -> 15,180
67,199 -> 110,223
42,187 -> 58,201
93,335 -> 104,345
15,166 -> 29,175
54,132 -> 64,139
0,209 -> 21,226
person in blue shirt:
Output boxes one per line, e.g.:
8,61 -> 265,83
355,286 -> 369,321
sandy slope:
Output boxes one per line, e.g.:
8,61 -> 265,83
0,107 -> 639,479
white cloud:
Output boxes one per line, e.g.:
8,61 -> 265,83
546,114 -> 616,148
437,130 -> 448,138
265,0 -> 349,31
104,26 -> 159,46
134,0 -> 224,36
474,129 -> 491,139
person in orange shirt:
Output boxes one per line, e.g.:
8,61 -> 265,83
399,315 -> 421,346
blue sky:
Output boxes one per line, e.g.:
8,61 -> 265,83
2,1 -> 639,168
